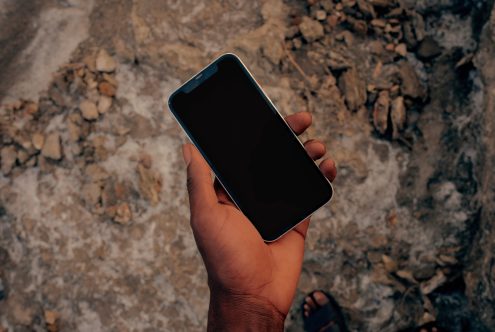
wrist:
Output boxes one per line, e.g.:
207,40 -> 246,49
207,289 -> 286,332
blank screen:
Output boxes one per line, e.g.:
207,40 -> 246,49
170,54 -> 332,241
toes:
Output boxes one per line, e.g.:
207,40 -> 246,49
303,304 -> 310,317
305,296 -> 316,309
313,291 -> 329,306
304,139 -> 326,160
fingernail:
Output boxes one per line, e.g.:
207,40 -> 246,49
182,144 -> 191,166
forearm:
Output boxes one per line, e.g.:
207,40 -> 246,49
207,291 -> 286,332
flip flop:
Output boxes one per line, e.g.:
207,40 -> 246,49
301,290 -> 349,332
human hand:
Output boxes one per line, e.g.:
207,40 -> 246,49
182,111 -> 337,331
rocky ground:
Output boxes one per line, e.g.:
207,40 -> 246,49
0,0 -> 494,331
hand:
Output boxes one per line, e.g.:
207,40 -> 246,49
182,111 -> 337,331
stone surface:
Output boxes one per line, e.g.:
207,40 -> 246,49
0,146 -> 17,175
41,133 -> 62,160
95,49 -> 117,72
79,100 -> 99,120
299,16 -> 324,42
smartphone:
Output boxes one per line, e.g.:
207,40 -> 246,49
168,54 -> 333,241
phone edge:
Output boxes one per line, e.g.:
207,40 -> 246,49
167,52 -> 334,243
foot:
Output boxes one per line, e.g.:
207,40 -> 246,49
302,290 -> 347,332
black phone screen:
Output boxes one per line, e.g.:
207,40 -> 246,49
169,54 -> 332,241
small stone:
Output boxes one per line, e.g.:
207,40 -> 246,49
385,43 -> 395,51
395,43 -> 407,57
1,146 -> 17,175
398,61 -> 426,100
137,163 -> 162,205
85,164 -> 109,182
413,264 -> 437,281
44,310 -> 59,332
373,90 -> 390,134
371,19 -> 386,28
420,270 -> 447,295
396,270 -> 418,284
357,0 -> 376,18
417,36 -> 442,60
327,15 -> 339,28
41,133 -> 62,160
82,183 -> 102,206
338,68 -> 367,111
32,133 -> 45,150
391,96 -> 406,139
97,96 -> 112,114
315,10 -> 327,21
96,49 -> 117,72
98,82 -> 117,97
382,254 -> 398,272
112,203 -> 132,224
299,16 -> 324,42
17,149 -> 30,164
25,102 -> 39,115
79,100 -> 99,120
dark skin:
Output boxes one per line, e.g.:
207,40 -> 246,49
182,111 -> 337,331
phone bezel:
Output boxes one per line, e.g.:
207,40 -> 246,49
168,53 -> 333,242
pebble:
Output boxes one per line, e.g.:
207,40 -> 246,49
112,202 -> 132,224
97,96 -> 112,114
1,146 -> 17,175
44,310 -> 59,332
299,16 -> 324,42
395,43 -> 407,57
420,270 -> 447,295
98,82 -> 117,97
96,49 -> 117,72
338,68 -> 367,111
80,100 -> 99,120
41,133 -> 62,160
416,36 -> 442,60
315,10 -> 327,21
373,90 -> 390,134
391,96 -> 406,139
32,133 -> 45,150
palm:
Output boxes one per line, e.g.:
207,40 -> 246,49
184,111 -> 336,316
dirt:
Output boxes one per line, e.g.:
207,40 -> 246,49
0,0 -> 494,331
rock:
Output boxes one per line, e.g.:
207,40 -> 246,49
327,50 -> 352,70
41,133 -> 62,160
416,36 -> 442,60
413,264 -> 437,281
371,19 -> 386,28
25,102 -> 39,115
357,0 -> 376,18
299,16 -> 324,42
398,61 -> 426,100
16,149 -> 30,164
338,68 -> 367,111
85,164 -> 109,182
82,183 -> 101,206
396,270 -> 418,284
391,96 -> 406,139
137,163 -> 162,205
79,100 -> 99,120
32,133 -> 45,150
98,82 -> 117,97
395,43 -> 407,57
315,10 -> 327,21
44,310 -> 59,332
97,96 -> 112,114
373,90 -> 390,134
1,146 -> 17,175
111,202 -> 132,224
96,49 -> 117,72
420,270 -> 447,295
382,254 -> 398,272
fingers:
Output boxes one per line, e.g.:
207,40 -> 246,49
319,158 -> 337,182
285,111 -> 312,135
183,144 -> 218,215
304,139 -> 326,160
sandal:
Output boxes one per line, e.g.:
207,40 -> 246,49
301,290 -> 348,332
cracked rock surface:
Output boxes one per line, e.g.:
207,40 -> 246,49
0,0 -> 494,331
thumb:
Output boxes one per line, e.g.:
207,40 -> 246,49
182,143 -> 217,214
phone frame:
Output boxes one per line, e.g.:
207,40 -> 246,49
168,53 -> 333,242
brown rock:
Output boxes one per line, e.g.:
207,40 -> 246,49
299,16 -> 324,42
67,121 -> 81,142
315,10 -> 327,21
32,133 -> 45,150
41,133 -> 62,160
357,0 -> 376,18
1,146 -> 17,174
373,90 -> 390,134
112,202 -> 132,224
391,96 -> 406,139
395,43 -> 407,57
79,100 -> 99,120
382,254 -> 398,272
338,68 -> 367,111
25,102 -> 39,115
420,270 -> 447,295
371,19 -> 386,28
82,183 -> 102,206
417,36 -> 442,60
17,149 -> 30,164
85,164 -> 109,182
398,61 -> 426,99
327,51 -> 352,70
98,82 -> 117,97
137,163 -> 162,205
96,49 -> 117,72
44,310 -> 59,332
